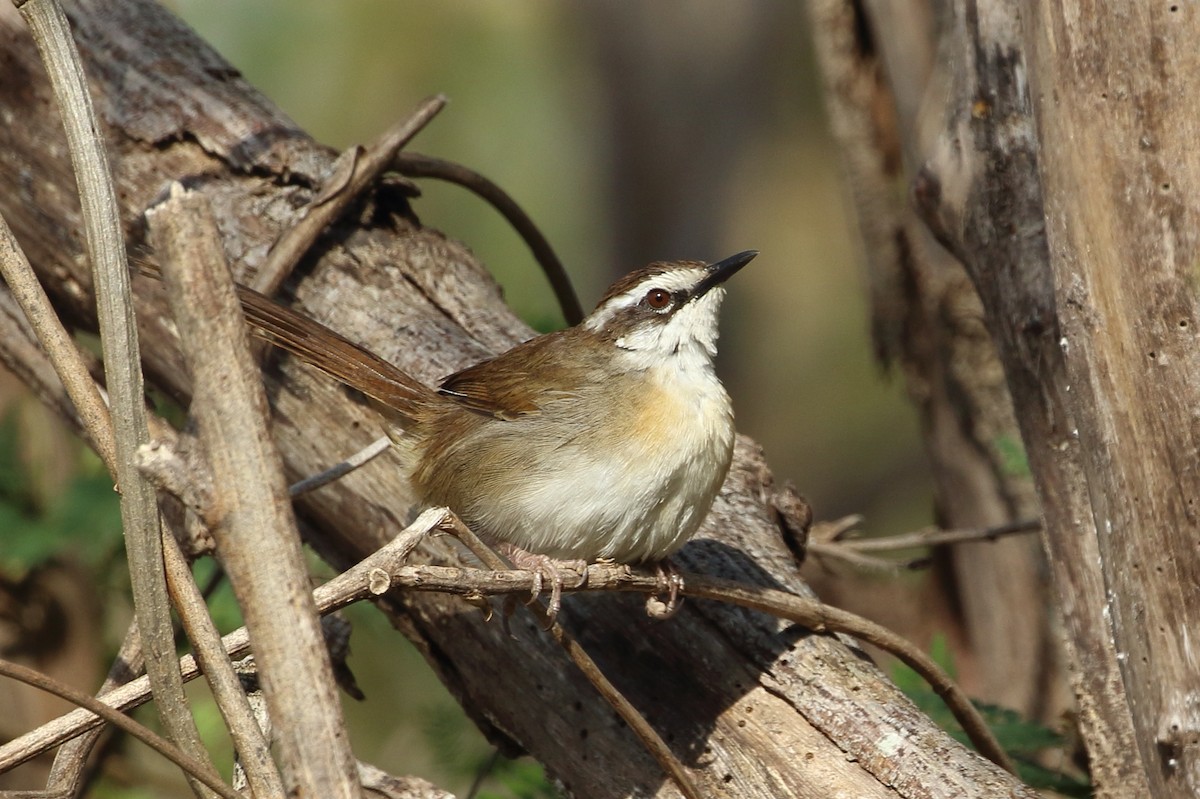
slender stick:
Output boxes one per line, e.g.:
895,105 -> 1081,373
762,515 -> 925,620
163,533 -> 286,799
0,217 -> 171,794
249,95 -> 447,297
837,519 -> 1042,552
16,2 -> 216,796
148,183 -> 361,799
0,659 -> 241,799
288,435 -> 392,497
396,152 -> 584,325
45,621 -> 143,795
441,517 -> 702,799
0,212 -> 115,472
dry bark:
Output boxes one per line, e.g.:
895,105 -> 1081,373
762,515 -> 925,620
1015,3 -> 1200,795
0,2 -> 1033,796
806,0 -> 1061,722
820,0 -> 1200,795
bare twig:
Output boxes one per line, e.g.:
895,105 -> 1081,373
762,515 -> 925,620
17,2 -> 215,795
148,183 -> 361,799
249,95 -> 447,297
289,435 -> 393,497
45,622 -> 143,796
162,534 -> 286,799
395,152 -> 584,325
440,515 -> 707,799
0,212 -> 115,472
0,658 -> 241,799
1,505 -> 1015,778
808,517 -> 1043,570
839,519 -> 1042,552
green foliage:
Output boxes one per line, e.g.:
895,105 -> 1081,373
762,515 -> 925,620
891,633 -> 1092,797
477,757 -> 559,799
423,702 -> 558,798
0,409 -> 123,572
993,434 -> 1031,478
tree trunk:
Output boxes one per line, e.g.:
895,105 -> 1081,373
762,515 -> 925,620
820,0 -> 1200,795
806,0 -> 1063,723
0,1 -> 1031,797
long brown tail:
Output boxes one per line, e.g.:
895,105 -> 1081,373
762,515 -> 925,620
236,286 -> 437,424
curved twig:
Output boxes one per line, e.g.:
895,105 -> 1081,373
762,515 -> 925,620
250,95 -> 447,297
395,152 -> 585,325
0,658 -> 242,799
1,506 -> 1018,780
439,515 -> 702,799
17,2 -> 216,795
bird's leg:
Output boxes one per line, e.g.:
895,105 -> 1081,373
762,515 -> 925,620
645,560 -> 685,619
496,543 -> 587,621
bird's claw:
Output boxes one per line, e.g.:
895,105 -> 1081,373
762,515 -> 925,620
497,545 -> 587,624
645,561 -> 685,619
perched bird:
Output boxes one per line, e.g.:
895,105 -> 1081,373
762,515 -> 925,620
238,250 -> 756,611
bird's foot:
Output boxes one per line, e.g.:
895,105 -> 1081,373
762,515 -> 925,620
645,560 -> 685,619
497,544 -> 587,623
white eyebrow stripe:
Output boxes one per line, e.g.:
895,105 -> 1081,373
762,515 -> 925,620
583,268 -> 707,333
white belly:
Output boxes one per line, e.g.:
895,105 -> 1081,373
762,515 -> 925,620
452,361 -> 735,562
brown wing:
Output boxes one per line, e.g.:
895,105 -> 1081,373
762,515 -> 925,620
438,329 -> 592,420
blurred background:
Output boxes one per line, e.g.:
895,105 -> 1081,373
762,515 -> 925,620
1,2 -> 936,795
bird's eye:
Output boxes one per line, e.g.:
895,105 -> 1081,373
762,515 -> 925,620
645,288 -> 672,310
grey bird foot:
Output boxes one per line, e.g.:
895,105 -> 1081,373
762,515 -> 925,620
645,560 -> 685,619
497,544 -> 587,622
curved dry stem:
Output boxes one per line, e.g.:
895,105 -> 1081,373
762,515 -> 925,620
250,95 -> 447,297
0,211 -> 116,472
440,515 -> 702,799
395,152 -> 584,325
0,658 -> 241,799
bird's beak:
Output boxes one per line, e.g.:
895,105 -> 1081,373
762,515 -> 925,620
690,250 -> 758,301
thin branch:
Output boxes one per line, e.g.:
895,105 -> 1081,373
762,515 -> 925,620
249,95 -> 447,297
0,211 -> 115,473
840,519 -> 1042,552
45,621 -> 143,796
439,516 -> 702,799
162,533 -> 286,799
16,2 -> 215,796
395,152 -> 584,325
0,658 -> 241,799
147,183 -> 360,799
1,505 -> 1016,778
288,435 -> 392,498
807,518 -> 1043,570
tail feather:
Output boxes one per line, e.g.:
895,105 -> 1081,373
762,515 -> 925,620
236,286 -> 435,423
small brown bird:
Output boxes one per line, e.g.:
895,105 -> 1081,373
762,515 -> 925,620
238,251 -> 756,607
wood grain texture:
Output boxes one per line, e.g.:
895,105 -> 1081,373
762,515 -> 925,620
1020,2 -> 1200,795
913,1 -> 1147,794
0,2 -> 1032,795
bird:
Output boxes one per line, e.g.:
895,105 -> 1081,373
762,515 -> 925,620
236,250 -> 756,612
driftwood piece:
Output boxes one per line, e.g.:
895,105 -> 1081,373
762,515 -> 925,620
0,2 -> 1031,796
